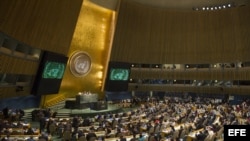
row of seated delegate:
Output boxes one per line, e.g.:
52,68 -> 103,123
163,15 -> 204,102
1,96 -> 250,141
27,97 -> 250,140
0,108 -> 52,141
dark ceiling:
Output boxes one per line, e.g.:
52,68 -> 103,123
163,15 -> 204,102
130,0 -> 248,9
90,0 -> 249,10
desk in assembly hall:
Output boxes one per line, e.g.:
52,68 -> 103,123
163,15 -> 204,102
65,92 -> 97,109
65,92 -> 107,110
76,92 -> 98,104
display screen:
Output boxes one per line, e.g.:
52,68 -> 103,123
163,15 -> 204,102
42,61 -> 65,79
31,51 -> 68,95
109,68 -> 129,81
104,61 -> 131,92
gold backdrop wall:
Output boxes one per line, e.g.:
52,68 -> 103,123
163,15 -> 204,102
41,0 -> 116,106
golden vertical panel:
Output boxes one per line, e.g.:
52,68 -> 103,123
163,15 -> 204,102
58,0 -> 115,99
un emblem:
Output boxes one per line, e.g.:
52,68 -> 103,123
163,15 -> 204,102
69,51 -> 91,77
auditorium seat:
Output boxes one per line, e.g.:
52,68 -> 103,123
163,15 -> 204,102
78,136 -> 87,141
88,136 -> 97,141
63,130 -> 71,141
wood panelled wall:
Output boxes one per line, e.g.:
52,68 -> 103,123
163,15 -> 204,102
129,68 -> 250,81
128,83 -> 250,95
0,0 -> 83,55
111,0 -> 250,94
0,0 -> 83,98
128,68 -> 250,94
0,55 -> 37,74
0,53 -> 38,99
111,0 -> 250,64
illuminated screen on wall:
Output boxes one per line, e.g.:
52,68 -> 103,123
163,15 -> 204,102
31,51 -> 68,95
105,62 -> 131,92
109,68 -> 129,81
42,61 -> 65,79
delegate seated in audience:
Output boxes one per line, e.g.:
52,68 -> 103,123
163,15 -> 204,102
72,116 -> 80,131
14,121 -> 24,128
0,135 -> 9,141
86,130 -> 97,141
120,135 -> 127,141
105,127 -> 112,138
2,107 -> 9,119
77,129 -> 85,138
1,95 -> 250,141
195,130 -> 208,141
27,136 -> 35,141
39,116 -> 46,133
38,132 -> 49,141
138,134 -> 146,141
82,117 -> 91,126
26,127 -> 35,135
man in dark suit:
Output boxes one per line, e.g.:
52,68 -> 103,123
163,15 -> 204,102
38,132 -> 49,141
39,116 -> 46,133
2,107 -> 9,119
86,130 -> 97,141
196,130 -> 207,141
83,117 -> 91,126
120,135 -> 127,141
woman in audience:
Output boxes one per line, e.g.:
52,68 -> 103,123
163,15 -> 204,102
138,134 -> 146,141
105,127 -> 112,138
86,129 -> 97,141
26,126 -> 35,135
27,136 -> 35,141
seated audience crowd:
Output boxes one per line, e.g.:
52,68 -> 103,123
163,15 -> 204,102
0,96 -> 250,141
